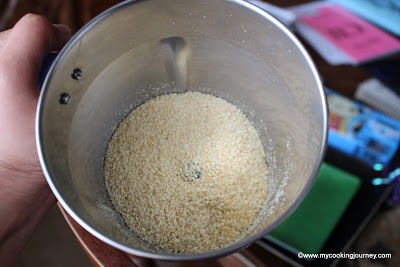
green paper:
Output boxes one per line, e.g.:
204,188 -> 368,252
269,163 -> 361,253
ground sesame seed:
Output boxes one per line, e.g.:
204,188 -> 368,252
104,91 -> 268,253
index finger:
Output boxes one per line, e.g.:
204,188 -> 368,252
0,14 -> 71,85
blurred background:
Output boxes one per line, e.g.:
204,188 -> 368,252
1,0 -> 399,266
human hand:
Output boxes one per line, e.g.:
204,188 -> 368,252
0,14 -> 71,266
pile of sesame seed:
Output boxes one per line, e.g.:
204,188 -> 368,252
105,91 -> 268,253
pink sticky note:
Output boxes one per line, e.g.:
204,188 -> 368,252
301,4 -> 400,62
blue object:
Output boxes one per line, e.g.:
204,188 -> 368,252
388,170 -> 400,205
326,88 -> 400,167
330,0 -> 400,36
372,168 -> 400,186
38,53 -> 57,87
371,167 -> 400,206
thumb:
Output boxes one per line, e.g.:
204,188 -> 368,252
0,14 -> 71,88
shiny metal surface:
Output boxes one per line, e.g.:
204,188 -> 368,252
36,0 -> 327,261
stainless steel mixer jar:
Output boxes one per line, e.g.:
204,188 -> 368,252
36,0 -> 327,261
